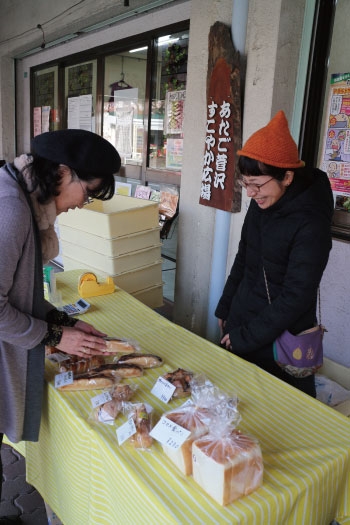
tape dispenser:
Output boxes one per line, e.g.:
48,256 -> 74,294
78,272 -> 115,298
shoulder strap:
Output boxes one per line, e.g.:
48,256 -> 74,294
262,266 -> 271,305
263,266 -> 322,323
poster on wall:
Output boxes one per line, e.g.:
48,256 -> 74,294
166,138 -> 183,169
320,73 -> 350,217
33,107 -> 42,137
67,94 -> 92,131
41,106 -> 50,133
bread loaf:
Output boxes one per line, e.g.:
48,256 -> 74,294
192,430 -> 263,505
162,408 -> 209,475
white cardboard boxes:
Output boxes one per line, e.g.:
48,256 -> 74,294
58,195 -> 163,308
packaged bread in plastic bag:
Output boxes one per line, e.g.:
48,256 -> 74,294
103,336 -> 141,354
192,399 -> 263,506
90,383 -> 137,425
122,402 -> 153,450
161,375 -> 237,475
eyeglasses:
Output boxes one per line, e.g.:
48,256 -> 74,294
70,169 -> 94,205
237,177 -> 274,193
77,179 -> 94,205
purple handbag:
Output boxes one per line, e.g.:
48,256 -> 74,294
273,326 -> 324,378
263,267 -> 325,378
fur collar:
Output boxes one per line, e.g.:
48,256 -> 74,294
13,154 -> 59,264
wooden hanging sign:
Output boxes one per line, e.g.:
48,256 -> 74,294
199,22 -> 242,212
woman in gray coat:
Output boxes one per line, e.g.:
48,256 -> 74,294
0,129 -> 120,523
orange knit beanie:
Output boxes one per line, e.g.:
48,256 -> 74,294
237,110 -> 305,168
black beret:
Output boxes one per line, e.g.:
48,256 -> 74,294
31,129 -> 121,177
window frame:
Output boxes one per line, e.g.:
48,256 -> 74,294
30,20 -> 190,188
299,0 -> 350,242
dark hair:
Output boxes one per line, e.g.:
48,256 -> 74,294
238,156 -> 289,180
239,154 -> 308,181
29,156 -> 61,203
74,169 -> 115,201
28,155 -> 115,204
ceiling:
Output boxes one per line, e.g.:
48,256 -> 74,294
0,0 -> 181,57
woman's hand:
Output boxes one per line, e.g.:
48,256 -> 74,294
218,318 -> 226,337
220,332 -> 232,350
55,324 -> 107,358
74,319 -> 107,338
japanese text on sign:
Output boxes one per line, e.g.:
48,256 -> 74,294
149,416 -> 191,449
54,371 -> 73,389
151,376 -> 176,403
200,100 -> 232,202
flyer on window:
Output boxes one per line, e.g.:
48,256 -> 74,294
164,90 -> 185,135
320,73 -> 350,214
166,138 -> 183,169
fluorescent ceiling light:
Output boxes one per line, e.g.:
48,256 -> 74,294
129,46 -> 148,53
158,35 -> 179,45
129,35 -> 179,53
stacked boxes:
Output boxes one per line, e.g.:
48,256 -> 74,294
58,195 -> 163,308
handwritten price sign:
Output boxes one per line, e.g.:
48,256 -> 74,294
150,416 -> 191,449
151,376 -> 176,403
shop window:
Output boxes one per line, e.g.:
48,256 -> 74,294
30,22 -> 189,189
149,32 -> 188,171
300,0 -> 350,241
103,50 -> 147,173
64,60 -> 98,132
32,66 -> 59,134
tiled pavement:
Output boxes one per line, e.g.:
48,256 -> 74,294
0,444 -> 48,524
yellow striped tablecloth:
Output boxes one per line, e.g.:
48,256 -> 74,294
13,270 -> 350,524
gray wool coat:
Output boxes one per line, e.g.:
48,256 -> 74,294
0,164 -> 53,443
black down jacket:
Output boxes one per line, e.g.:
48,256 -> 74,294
215,168 -> 333,357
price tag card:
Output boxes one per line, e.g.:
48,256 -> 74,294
54,371 -> 73,389
91,391 -> 112,409
151,376 -> 176,403
116,418 -> 136,446
150,416 -> 191,450
46,352 -> 70,363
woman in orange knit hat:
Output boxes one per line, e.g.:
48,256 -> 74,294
215,111 -> 333,396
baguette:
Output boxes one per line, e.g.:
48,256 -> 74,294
58,376 -> 114,391
117,353 -> 163,369
104,337 -> 138,354
93,363 -> 144,378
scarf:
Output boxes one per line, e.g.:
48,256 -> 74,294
13,154 -> 59,264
